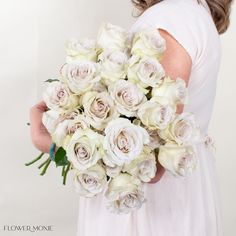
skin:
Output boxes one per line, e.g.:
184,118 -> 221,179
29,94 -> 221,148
29,28 -> 191,184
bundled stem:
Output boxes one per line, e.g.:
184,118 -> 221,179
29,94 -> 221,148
40,158 -> 51,176
62,166 -> 66,176
25,152 -> 44,166
38,158 -> 50,169
63,163 -> 71,185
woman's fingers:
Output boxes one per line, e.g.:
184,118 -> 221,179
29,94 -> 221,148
29,101 -> 52,153
29,101 -> 48,135
30,101 -> 47,122
31,101 -> 48,114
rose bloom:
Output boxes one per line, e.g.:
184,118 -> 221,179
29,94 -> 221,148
65,38 -> 98,62
132,119 -> 166,150
42,110 -> 61,134
137,97 -> 175,130
98,50 -> 128,85
146,128 -> 166,150
97,22 -> 130,52
122,146 -> 157,182
60,60 -> 101,95
109,79 -> 147,117
105,173 -> 146,214
131,28 -> 166,59
103,118 -> 150,167
73,164 -> 107,197
43,81 -> 79,111
66,129 -> 104,171
51,114 -> 90,148
152,76 -> 188,106
159,113 -> 201,145
128,55 -> 165,93
158,143 -> 198,177
81,91 -> 119,130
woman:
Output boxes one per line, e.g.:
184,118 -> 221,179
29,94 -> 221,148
30,0 -> 233,235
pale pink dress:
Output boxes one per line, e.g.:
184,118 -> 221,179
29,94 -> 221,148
76,0 -> 223,235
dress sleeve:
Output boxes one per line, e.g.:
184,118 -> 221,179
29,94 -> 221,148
136,1 -> 199,64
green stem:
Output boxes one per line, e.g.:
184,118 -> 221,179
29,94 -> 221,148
61,166 -> 65,176
38,158 -> 50,169
40,159 -> 51,176
38,157 -> 50,169
25,152 -> 44,166
63,163 -> 71,185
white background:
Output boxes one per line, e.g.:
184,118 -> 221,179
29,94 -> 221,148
0,0 -> 235,235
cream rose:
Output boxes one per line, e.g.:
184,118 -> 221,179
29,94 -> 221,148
97,23 -> 129,52
146,128 -> 166,150
152,76 -> 188,106
105,173 -> 145,214
58,109 -> 81,121
137,97 -> 175,130
131,28 -> 166,59
158,143 -> 198,177
51,114 -> 90,148
42,110 -> 61,134
159,113 -> 201,145
81,91 -> 119,130
109,80 -> 147,117
98,50 -> 128,85
73,164 -> 107,197
65,38 -> 97,62
103,118 -> 150,167
123,146 -> 157,182
66,129 -> 103,170
128,55 -> 165,93
60,60 -> 100,95
132,119 -> 165,149
43,81 -> 79,111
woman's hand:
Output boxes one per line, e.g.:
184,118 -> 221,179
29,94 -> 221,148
148,158 -> 166,184
29,101 -> 52,154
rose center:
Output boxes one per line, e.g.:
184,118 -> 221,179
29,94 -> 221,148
143,62 -> 156,78
178,153 -> 192,170
68,122 -> 85,134
116,131 -> 131,153
123,193 -> 138,208
74,144 -> 90,162
70,65 -> 91,81
91,98 -> 109,118
175,121 -> 191,140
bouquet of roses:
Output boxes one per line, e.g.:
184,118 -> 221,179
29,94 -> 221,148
26,23 -> 201,214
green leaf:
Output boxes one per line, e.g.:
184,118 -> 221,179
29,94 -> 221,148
44,78 -> 59,83
54,147 -> 69,167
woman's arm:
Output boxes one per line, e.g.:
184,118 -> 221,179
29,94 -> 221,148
148,28 -> 192,184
